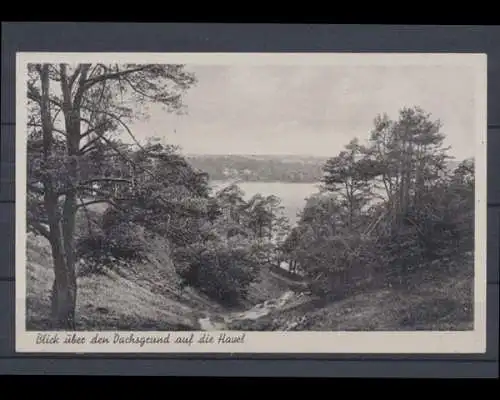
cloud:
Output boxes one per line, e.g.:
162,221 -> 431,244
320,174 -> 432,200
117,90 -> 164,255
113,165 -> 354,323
128,64 -> 477,160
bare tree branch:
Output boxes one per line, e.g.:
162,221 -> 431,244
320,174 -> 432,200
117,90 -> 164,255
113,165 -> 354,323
27,85 -> 64,109
28,122 -> 67,137
81,66 -> 148,91
123,75 -> 179,103
79,104 -> 144,149
28,183 -> 45,195
68,65 -> 84,90
55,178 -> 131,196
78,177 -> 130,186
29,220 -> 51,239
76,198 -> 126,212
79,120 -> 111,142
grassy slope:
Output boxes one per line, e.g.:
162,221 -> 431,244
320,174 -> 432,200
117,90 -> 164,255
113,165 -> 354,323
245,265 -> 309,305
25,202 -> 298,331
25,233 -> 224,331
228,260 -> 474,331
313,270 -> 473,331
26,229 -> 474,332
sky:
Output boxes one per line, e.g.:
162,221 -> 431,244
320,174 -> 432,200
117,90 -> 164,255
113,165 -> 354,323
128,64 -> 477,161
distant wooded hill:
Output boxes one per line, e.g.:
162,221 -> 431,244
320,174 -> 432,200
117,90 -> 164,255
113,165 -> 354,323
186,154 -> 465,184
186,154 -> 329,183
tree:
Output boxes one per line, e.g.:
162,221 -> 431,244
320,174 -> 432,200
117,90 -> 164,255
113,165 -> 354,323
244,194 -> 290,266
280,193 -> 342,277
289,106 -> 462,296
280,226 -> 301,273
321,138 -> 375,230
364,107 -> 450,227
26,63 -> 196,329
245,194 -> 284,240
215,184 -> 247,226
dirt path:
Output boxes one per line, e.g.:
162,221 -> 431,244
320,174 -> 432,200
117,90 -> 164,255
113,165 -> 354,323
198,290 -> 299,330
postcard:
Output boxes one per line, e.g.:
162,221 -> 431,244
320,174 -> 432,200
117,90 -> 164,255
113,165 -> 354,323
15,52 -> 487,353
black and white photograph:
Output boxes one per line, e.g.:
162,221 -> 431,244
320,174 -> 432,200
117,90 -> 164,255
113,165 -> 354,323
16,53 -> 487,353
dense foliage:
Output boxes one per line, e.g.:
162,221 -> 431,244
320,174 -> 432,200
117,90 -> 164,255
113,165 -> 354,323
280,107 -> 475,298
69,140 -> 292,306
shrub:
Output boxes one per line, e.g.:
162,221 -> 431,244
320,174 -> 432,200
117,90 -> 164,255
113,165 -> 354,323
75,208 -> 149,276
173,235 -> 261,306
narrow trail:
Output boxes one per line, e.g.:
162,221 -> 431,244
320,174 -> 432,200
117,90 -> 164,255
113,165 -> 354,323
198,290 -> 300,331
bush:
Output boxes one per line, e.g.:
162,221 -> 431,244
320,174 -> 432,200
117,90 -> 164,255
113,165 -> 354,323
75,208 -> 149,276
173,235 -> 261,306
377,203 -> 473,289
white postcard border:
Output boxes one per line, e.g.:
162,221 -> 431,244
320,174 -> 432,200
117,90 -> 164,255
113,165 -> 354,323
15,52 -> 488,354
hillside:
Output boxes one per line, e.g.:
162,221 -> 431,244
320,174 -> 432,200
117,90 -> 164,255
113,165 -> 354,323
186,154 -> 329,183
25,232 -> 297,331
226,262 -> 474,332
200,253 -> 474,332
186,154 -> 465,185
26,232 -> 221,331
26,231 -> 474,333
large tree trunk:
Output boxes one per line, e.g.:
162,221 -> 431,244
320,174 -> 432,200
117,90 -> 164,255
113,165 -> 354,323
44,186 -> 77,330
49,235 -> 77,330
52,189 -> 78,330
55,64 -> 83,330
45,192 -> 77,329
39,63 -> 78,329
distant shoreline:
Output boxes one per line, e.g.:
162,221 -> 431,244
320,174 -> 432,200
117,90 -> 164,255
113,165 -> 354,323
185,153 -> 331,159
209,179 -> 323,185
188,154 -> 468,187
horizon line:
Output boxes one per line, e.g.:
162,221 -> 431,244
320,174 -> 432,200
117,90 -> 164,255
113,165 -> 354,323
183,153 -> 332,157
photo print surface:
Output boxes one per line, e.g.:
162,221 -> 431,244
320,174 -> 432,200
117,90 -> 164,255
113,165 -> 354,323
15,52 -> 487,353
